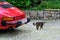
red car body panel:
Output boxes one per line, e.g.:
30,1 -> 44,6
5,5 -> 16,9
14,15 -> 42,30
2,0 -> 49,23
6,7 -> 26,17
0,1 -> 30,30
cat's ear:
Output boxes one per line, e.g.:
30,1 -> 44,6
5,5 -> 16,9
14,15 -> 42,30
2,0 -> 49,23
33,23 -> 35,25
33,23 -> 34,25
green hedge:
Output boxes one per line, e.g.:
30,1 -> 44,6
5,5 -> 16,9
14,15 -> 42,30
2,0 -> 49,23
41,1 -> 60,9
6,0 -> 60,10
6,0 -> 41,10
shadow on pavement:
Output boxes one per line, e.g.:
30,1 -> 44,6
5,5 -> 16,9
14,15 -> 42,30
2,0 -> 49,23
0,29 -> 31,38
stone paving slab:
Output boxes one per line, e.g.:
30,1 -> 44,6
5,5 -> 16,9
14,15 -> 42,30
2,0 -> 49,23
0,20 -> 60,40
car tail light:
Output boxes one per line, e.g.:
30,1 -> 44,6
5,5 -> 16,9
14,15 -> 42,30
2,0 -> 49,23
3,17 -> 14,21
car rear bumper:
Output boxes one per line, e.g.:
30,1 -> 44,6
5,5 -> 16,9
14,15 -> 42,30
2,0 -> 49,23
15,18 -> 30,28
0,18 -> 30,29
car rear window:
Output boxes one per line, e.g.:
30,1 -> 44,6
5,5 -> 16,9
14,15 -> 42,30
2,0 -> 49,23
0,4 -> 14,8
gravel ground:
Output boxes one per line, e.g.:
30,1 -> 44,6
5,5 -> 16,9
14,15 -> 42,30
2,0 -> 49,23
0,20 -> 60,40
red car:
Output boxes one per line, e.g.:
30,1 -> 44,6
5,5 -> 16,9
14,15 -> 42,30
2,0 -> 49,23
0,0 -> 30,30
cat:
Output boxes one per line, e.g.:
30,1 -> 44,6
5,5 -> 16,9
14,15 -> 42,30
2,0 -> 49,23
33,22 -> 45,30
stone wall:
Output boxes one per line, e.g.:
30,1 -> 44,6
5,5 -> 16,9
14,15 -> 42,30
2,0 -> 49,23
24,10 -> 60,20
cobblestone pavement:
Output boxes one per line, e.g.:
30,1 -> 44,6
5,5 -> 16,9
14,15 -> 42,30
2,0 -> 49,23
0,20 -> 60,40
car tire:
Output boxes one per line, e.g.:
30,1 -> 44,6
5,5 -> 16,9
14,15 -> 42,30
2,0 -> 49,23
1,20 -> 7,26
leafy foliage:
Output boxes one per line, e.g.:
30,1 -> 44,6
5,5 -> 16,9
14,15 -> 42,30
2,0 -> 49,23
6,0 -> 41,9
6,0 -> 60,10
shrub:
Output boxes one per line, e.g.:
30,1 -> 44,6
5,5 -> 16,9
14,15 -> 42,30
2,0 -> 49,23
6,0 -> 41,9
